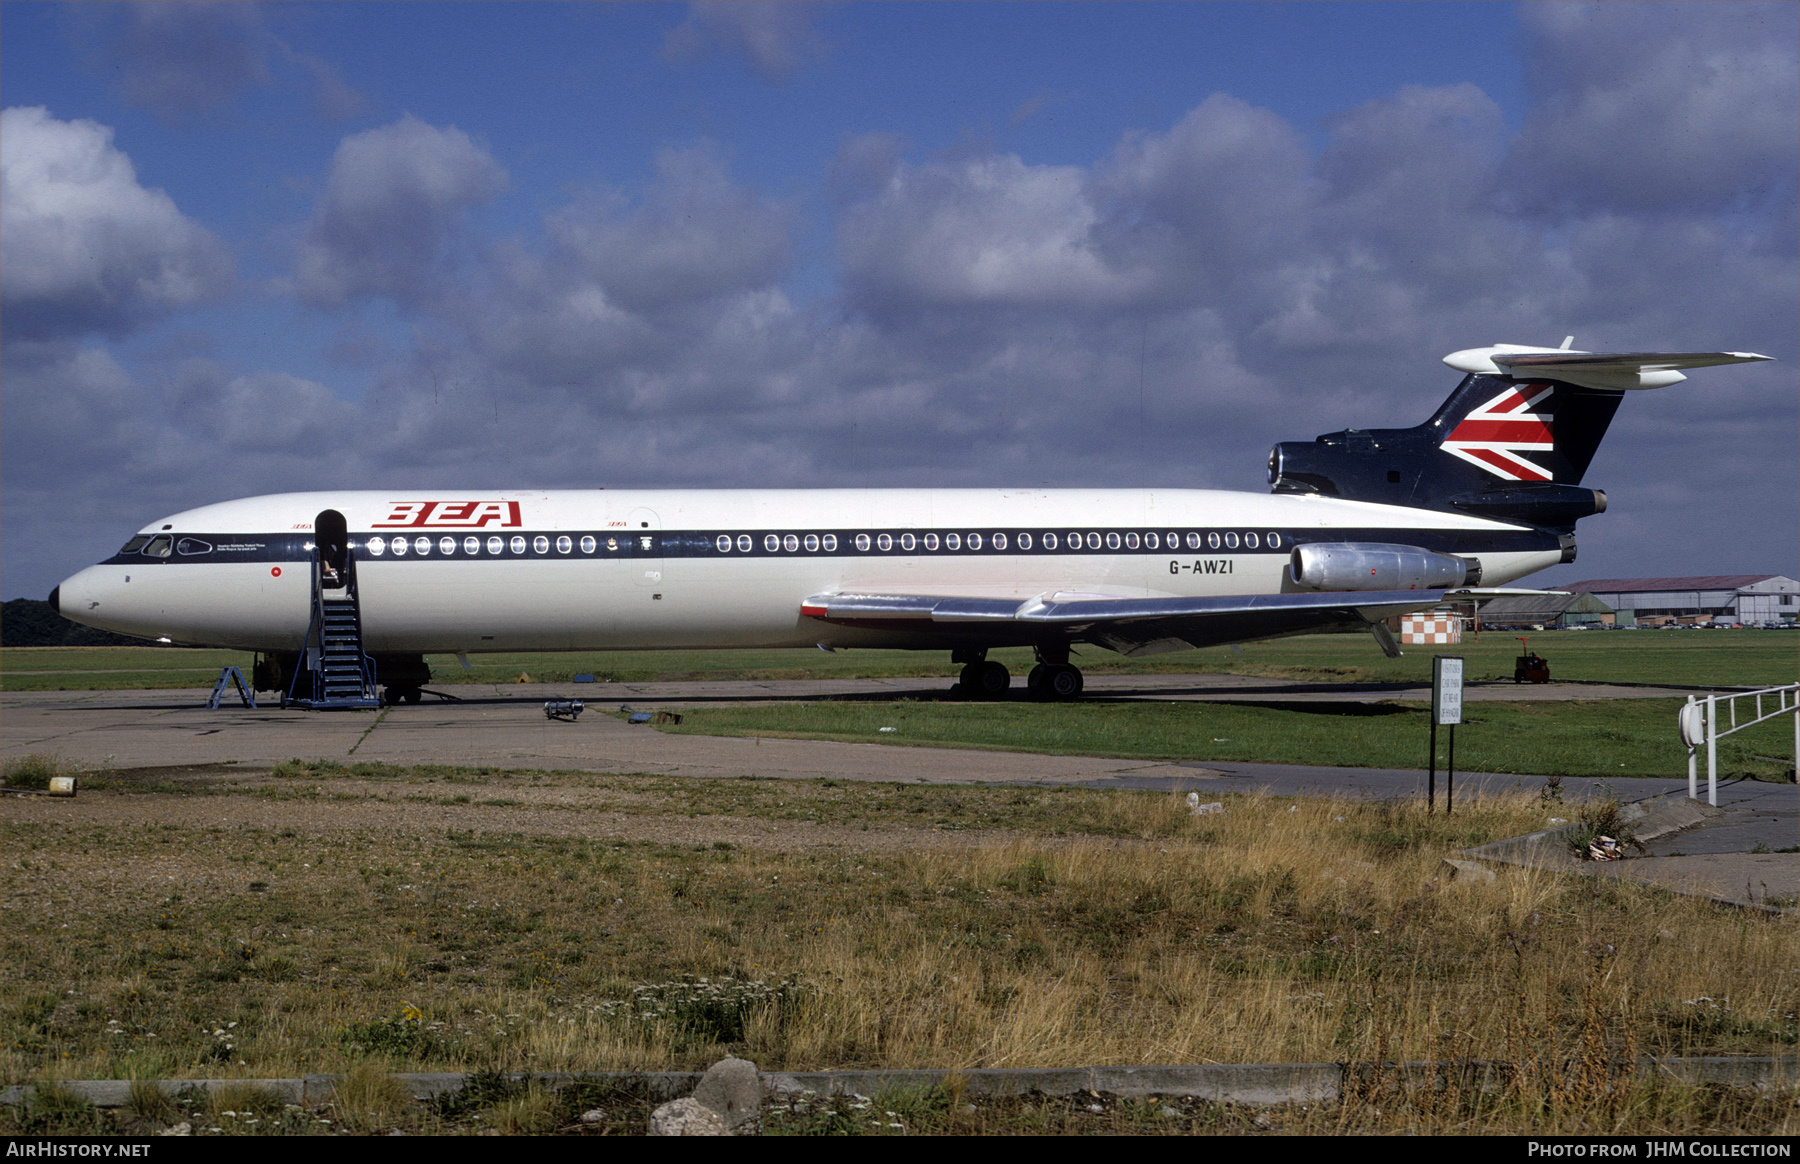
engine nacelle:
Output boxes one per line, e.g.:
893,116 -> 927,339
1290,542 -> 1479,591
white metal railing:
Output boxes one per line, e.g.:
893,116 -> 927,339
1678,685 -> 1799,806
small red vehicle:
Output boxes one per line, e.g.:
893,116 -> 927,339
1513,636 -> 1550,683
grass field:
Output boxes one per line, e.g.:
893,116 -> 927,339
656,697 -> 1797,781
2,760 -> 1794,1135
3,628 -> 1795,691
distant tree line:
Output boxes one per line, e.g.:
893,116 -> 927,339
1,598 -> 156,647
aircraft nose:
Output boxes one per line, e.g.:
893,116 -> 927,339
48,586 -> 60,615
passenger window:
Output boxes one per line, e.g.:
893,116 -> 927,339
900,533 -> 916,551
1042,532 -> 1056,550
737,534 -> 753,553
366,537 -> 386,556
717,534 -> 733,552
1267,533 -> 1281,548
945,533 -> 960,550
765,534 -> 780,552
391,537 -> 408,557
556,536 -> 573,553
1245,533 -> 1259,549
1105,532 -> 1120,550
144,535 -> 173,558
1125,532 -> 1139,549
804,534 -> 820,552
1068,532 -> 1082,549
416,536 -> 433,556
1207,532 -> 1221,550
1146,532 -> 1159,549
923,533 -> 940,551
487,536 -> 504,554
511,536 -> 526,554
1225,532 -> 1239,549
877,533 -> 893,551
533,536 -> 549,554
967,533 -> 982,550
783,534 -> 799,552
990,533 -> 1005,551
1187,533 -> 1202,550
463,536 -> 481,555
580,536 -> 596,553
822,534 -> 838,551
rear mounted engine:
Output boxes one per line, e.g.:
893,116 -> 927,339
1290,542 -> 1480,591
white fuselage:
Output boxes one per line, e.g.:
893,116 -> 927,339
55,488 -> 1558,654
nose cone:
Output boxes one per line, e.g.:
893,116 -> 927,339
53,566 -> 124,633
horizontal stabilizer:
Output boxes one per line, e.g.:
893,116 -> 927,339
1443,345 -> 1772,391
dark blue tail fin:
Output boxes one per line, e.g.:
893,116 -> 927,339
1267,346 -> 1770,531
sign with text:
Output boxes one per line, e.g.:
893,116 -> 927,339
1432,656 -> 1464,726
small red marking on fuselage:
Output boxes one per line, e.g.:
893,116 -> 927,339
271,567 -> 282,578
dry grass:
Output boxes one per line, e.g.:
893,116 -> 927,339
2,771 -> 1794,1134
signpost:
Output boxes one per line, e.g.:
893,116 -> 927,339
1429,656 -> 1464,814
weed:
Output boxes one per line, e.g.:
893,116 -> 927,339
2,753 -> 63,790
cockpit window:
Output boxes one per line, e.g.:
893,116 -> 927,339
120,536 -> 151,554
143,535 -> 174,558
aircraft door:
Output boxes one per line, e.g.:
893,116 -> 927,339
315,509 -> 349,589
628,508 -> 663,588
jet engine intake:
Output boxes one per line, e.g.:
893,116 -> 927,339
1290,542 -> 1479,591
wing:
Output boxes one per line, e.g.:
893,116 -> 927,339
801,589 -> 1454,657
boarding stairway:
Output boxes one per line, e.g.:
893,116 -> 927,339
286,546 -> 379,710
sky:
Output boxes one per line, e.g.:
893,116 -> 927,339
3,1 -> 1796,602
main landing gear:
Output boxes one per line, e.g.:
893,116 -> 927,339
951,647 -> 1085,701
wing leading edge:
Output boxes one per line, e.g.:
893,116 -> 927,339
801,589 -> 1452,657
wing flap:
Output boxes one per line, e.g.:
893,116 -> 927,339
802,589 -> 1449,655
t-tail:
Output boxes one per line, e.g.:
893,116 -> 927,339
1267,341 -> 1772,535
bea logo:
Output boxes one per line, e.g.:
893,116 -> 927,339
372,501 -> 523,528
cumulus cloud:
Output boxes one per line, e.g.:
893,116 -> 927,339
7,6 -> 1792,602
76,2 -> 367,125
102,1 -> 273,120
294,115 -> 509,309
663,1 -> 828,83
1507,1 -> 1799,214
0,107 -> 233,340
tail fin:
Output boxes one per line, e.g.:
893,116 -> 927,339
1267,344 -> 1771,530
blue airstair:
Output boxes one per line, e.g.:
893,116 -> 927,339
286,548 -> 379,709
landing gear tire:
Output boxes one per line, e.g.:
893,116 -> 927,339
384,686 -> 423,706
1031,663 -> 1083,701
957,662 -> 1011,699
972,661 -> 1010,698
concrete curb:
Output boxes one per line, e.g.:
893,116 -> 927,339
6,1057 -> 1795,1110
1459,790 -> 1795,914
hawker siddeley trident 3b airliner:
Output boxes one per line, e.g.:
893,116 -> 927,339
51,342 -> 1770,707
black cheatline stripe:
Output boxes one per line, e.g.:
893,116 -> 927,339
96,525 -> 1558,567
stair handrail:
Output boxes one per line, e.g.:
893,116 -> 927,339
342,548 -> 378,696
284,551 -> 328,707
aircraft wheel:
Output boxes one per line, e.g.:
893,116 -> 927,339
1044,664 -> 1084,700
1027,664 -> 1048,698
957,662 -> 983,696
402,688 -> 423,704
972,661 -> 1010,698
